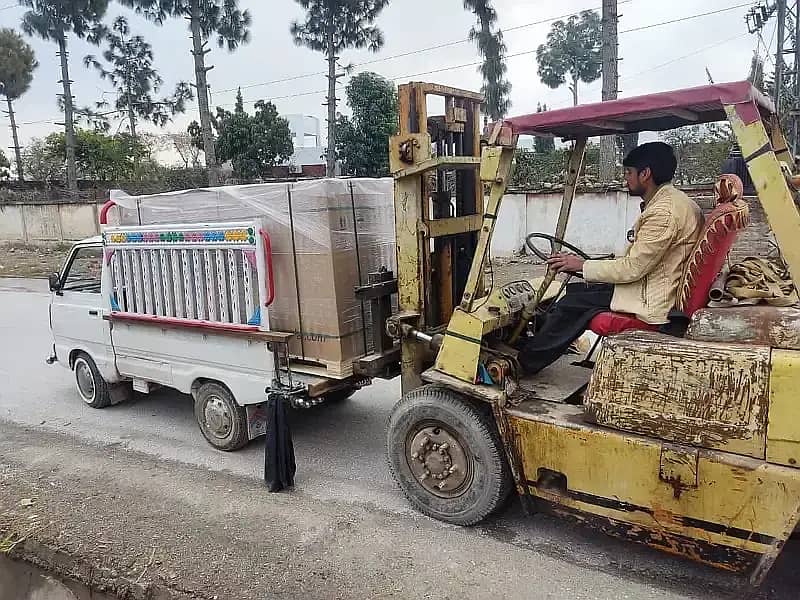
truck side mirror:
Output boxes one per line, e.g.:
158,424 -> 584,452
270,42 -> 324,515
48,273 -> 62,292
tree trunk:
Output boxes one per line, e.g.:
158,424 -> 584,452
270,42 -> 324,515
190,0 -> 220,186
57,34 -> 78,191
326,28 -> 336,178
599,0 -> 619,183
571,73 -> 579,107
6,96 -> 24,182
127,92 -> 139,177
127,104 -> 137,142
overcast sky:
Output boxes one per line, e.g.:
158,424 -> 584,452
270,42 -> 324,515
0,0 -> 771,163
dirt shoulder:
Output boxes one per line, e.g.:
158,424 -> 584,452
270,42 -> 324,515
0,244 -> 70,279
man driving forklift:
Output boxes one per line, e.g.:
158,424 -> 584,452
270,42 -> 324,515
518,141 -> 705,374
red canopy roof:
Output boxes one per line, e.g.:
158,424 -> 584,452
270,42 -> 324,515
506,81 -> 774,139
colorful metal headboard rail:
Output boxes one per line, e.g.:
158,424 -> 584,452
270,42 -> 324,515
102,222 -> 272,328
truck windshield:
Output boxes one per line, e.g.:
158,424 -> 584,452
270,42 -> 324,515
62,246 -> 102,293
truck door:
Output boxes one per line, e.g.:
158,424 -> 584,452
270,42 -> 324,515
51,243 -> 117,381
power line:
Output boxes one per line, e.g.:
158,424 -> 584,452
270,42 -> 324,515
215,1 -> 751,97
239,32 -> 751,109
18,30 -> 753,121
10,3 -> 758,127
762,15 -> 779,68
216,1 -> 638,95
619,2 -> 754,34
622,32 -> 750,82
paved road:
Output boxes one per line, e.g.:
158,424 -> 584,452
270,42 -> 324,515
1,277 -> 798,599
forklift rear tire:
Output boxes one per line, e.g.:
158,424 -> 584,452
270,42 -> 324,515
387,385 -> 513,526
73,352 -> 113,409
194,382 -> 249,452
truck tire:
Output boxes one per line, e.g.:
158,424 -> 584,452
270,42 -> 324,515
386,385 -> 513,526
73,353 -> 113,409
194,382 -> 249,452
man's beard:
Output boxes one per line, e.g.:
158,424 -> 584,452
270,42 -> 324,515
627,185 -> 645,198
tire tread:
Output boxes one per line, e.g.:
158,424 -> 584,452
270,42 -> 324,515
386,385 -> 512,526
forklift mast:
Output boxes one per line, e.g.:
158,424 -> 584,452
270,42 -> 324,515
389,83 -> 484,392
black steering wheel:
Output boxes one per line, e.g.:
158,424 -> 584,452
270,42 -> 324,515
525,233 -> 591,263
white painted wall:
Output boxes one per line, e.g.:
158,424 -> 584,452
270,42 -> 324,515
0,203 -> 100,243
491,191 -> 641,258
3,191 -> 643,255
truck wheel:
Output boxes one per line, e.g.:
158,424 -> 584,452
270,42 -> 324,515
73,353 -> 112,409
194,382 -> 249,451
386,385 -> 513,526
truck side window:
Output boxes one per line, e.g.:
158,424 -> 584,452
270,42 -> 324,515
62,246 -> 103,293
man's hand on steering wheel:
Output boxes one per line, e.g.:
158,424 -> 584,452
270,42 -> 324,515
525,233 -> 593,275
547,252 -> 585,274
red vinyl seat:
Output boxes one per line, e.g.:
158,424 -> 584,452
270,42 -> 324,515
589,311 -> 657,336
588,174 -> 749,337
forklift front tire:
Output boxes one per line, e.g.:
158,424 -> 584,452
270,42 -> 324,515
387,385 -> 512,526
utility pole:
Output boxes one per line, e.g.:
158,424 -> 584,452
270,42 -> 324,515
746,1 -> 800,154
775,0 -> 786,114
599,0 -> 619,183
793,0 -> 800,156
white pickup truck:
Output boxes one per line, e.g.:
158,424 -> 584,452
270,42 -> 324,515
46,221 -> 364,450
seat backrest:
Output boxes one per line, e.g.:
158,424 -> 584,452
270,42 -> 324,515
677,174 -> 750,316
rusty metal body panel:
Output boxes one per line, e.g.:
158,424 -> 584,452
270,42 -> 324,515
687,306 -> 800,350
767,349 -> 800,467
506,400 -> 800,582
584,331 -> 770,459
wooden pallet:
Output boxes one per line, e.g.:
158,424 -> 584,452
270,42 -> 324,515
289,357 -> 355,380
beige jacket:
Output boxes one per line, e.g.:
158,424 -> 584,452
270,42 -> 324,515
582,184 -> 704,324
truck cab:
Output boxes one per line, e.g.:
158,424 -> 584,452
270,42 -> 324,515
48,237 -> 121,398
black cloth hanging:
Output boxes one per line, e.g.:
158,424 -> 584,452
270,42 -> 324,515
263,393 -> 296,492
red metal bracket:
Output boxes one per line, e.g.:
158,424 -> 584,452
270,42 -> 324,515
259,229 -> 275,307
99,200 -> 116,225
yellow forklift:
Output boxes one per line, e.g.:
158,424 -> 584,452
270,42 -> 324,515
374,81 -> 800,584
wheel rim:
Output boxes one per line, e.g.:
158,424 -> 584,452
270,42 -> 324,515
75,359 -> 96,404
406,422 -> 473,498
203,395 -> 233,440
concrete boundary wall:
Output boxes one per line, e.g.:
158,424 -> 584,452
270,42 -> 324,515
0,203 -> 101,243
2,188 -> 729,255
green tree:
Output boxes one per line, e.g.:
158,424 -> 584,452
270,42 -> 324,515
44,129 -> 149,181
84,16 -> 193,146
291,0 -> 389,177
122,0 -> 252,187
536,10 -> 601,106
0,148 -> 10,180
22,137 -> 62,183
0,29 -> 38,181
660,124 -> 733,185
166,132 -> 202,168
463,0 -> 510,121
20,0 -> 109,191
212,89 -> 294,180
533,103 -> 555,154
334,72 -> 397,177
